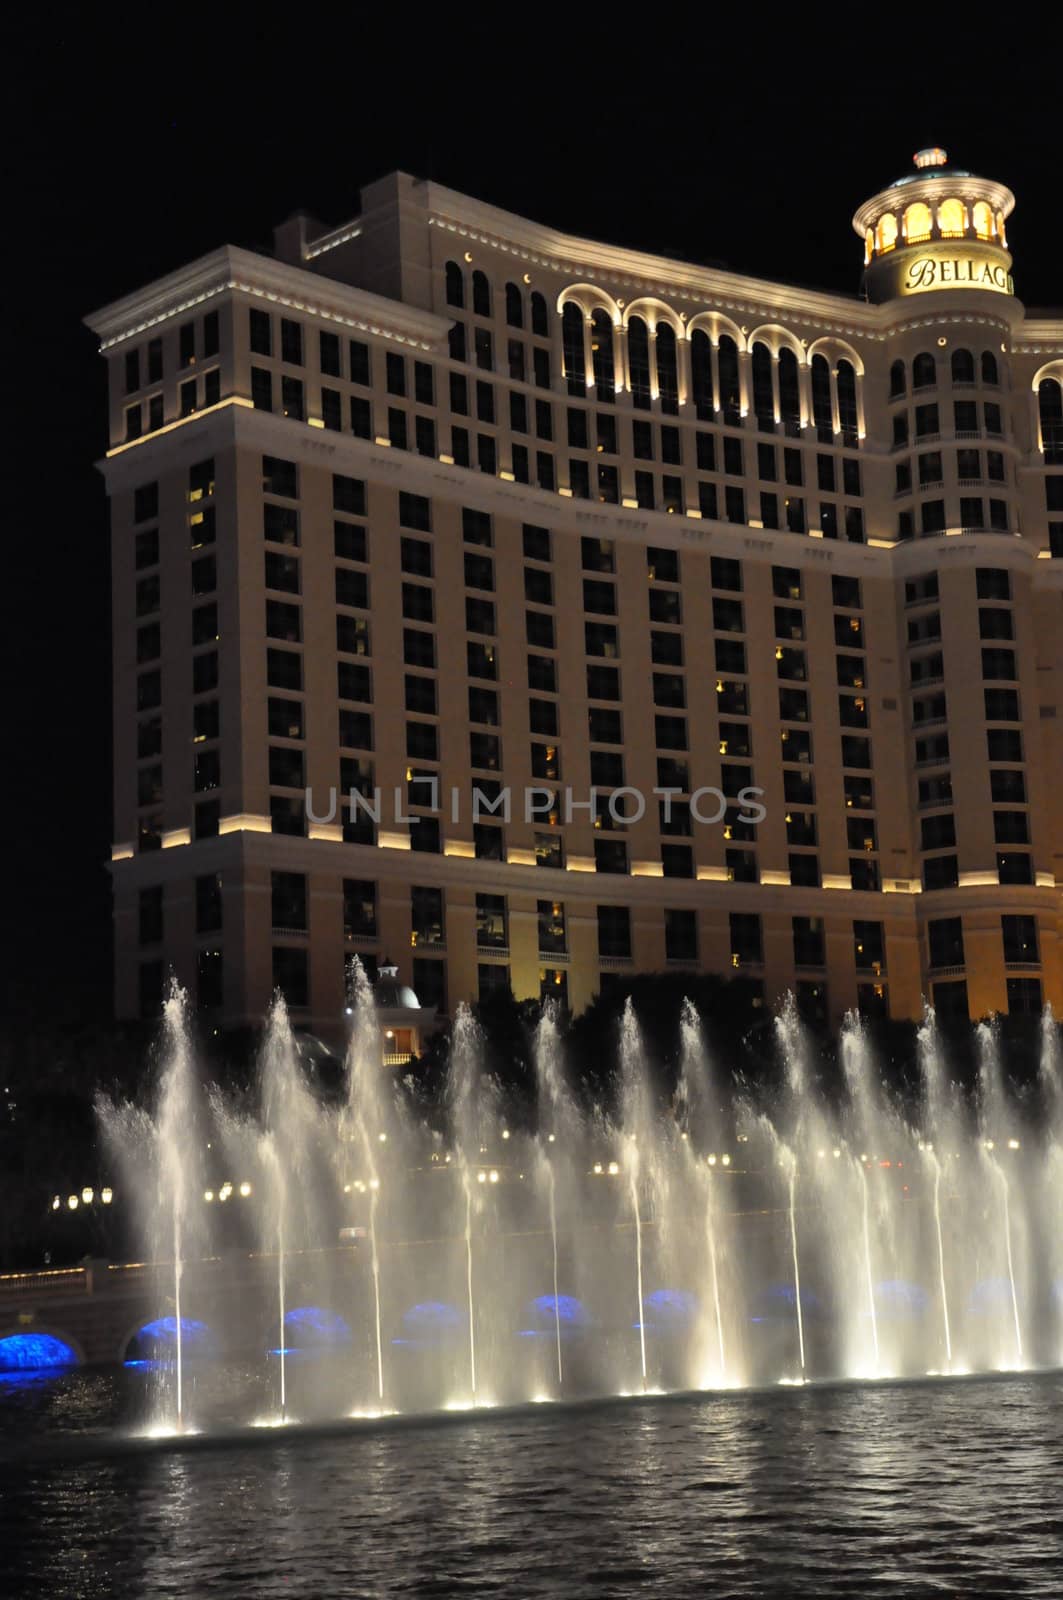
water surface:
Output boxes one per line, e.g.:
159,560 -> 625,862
2,1369 -> 1061,1597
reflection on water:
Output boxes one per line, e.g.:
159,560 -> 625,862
1,1367 -> 1061,1598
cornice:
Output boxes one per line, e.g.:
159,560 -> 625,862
84,245 -> 453,353
1012,318 -> 1063,355
420,183 -> 888,340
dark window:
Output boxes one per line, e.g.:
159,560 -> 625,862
665,909 -> 698,962
280,319 -> 303,365
272,946 -> 308,1007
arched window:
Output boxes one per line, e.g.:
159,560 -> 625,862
531,292 -> 548,338
627,317 -> 651,410
996,212 -> 1007,247
445,260 -> 464,309
951,349 -> 975,384
505,282 -> 524,328
912,352 -> 936,390
751,342 -> 774,426
904,202 -> 932,242
591,309 -> 615,401
981,350 -> 999,386
472,270 -> 491,318
656,324 -> 679,414
1039,378 -> 1063,462
718,336 -> 741,424
889,359 -> 906,399
691,330 -> 713,420
876,213 -> 898,253
837,361 -> 858,444
811,354 -> 832,434
938,198 -> 966,238
562,303 -> 585,394
864,229 -> 874,264
778,348 -> 801,431
973,201 -> 994,241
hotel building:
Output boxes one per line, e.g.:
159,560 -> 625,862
87,149 -> 1063,1037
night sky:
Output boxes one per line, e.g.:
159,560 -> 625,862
8,18 -> 1059,1025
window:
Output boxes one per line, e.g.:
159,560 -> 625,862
589,707 -> 623,744
585,622 -> 618,658
928,918 -> 964,970
272,946 -> 308,1007
399,583 -> 432,624
597,905 -> 631,958
470,731 -> 500,770
407,722 -> 438,761
467,640 -> 495,679
594,839 -> 628,875
271,871 -> 307,932
338,709 -> 372,749
268,745 -> 303,789
266,599 -> 301,642
665,909 -> 698,963
337,660 -> 372,704
269,697 -> 304,738
986,684 -> 1018,723
730,912 -> 762,967
976,568 -> 1011,601
389,493 -> 430,537
405,674 -> 438,716
915,404 -> 939,439
249,308 -> 272,355
476,893 -> 508,951
781,853 -> 814,888
261,457 -> 297,501
999,915 -> 1038,968
793,917 -> 825,968
912,352 -> 936,388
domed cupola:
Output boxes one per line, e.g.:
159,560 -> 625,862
372,958 -> 438,1065
852,148 -> 1016,305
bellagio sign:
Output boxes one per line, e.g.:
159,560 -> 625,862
899,246 -> 1014,297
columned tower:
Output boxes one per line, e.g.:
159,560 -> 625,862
850,150 -> 1055,1019
854,147 -> 1016,306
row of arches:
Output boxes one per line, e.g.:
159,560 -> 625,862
445,260 -> 549,336
867,198 -> 1006,261
890,349 -> 1001,397
556,288 -> 864,436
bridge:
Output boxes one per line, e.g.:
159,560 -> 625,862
0,1249 -> 363,1368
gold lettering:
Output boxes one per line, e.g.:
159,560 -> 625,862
900,250 -> 1012,297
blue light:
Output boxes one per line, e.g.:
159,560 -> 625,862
529,1294 -> 590,1327
0,1333 -> 78,1373
282,1306 -> 352,1347
644,1289 -> 696,1322
135,1316 -> 212,1349
754,1283 -> 820,1314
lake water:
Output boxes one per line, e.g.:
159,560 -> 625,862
2,1369 -> 1061,1597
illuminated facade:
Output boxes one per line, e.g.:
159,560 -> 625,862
88,149 -> 1063,1036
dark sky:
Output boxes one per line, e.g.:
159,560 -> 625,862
7,17 -> 1060,1024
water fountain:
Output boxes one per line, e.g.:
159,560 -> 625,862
91,972 -> 1061,1436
